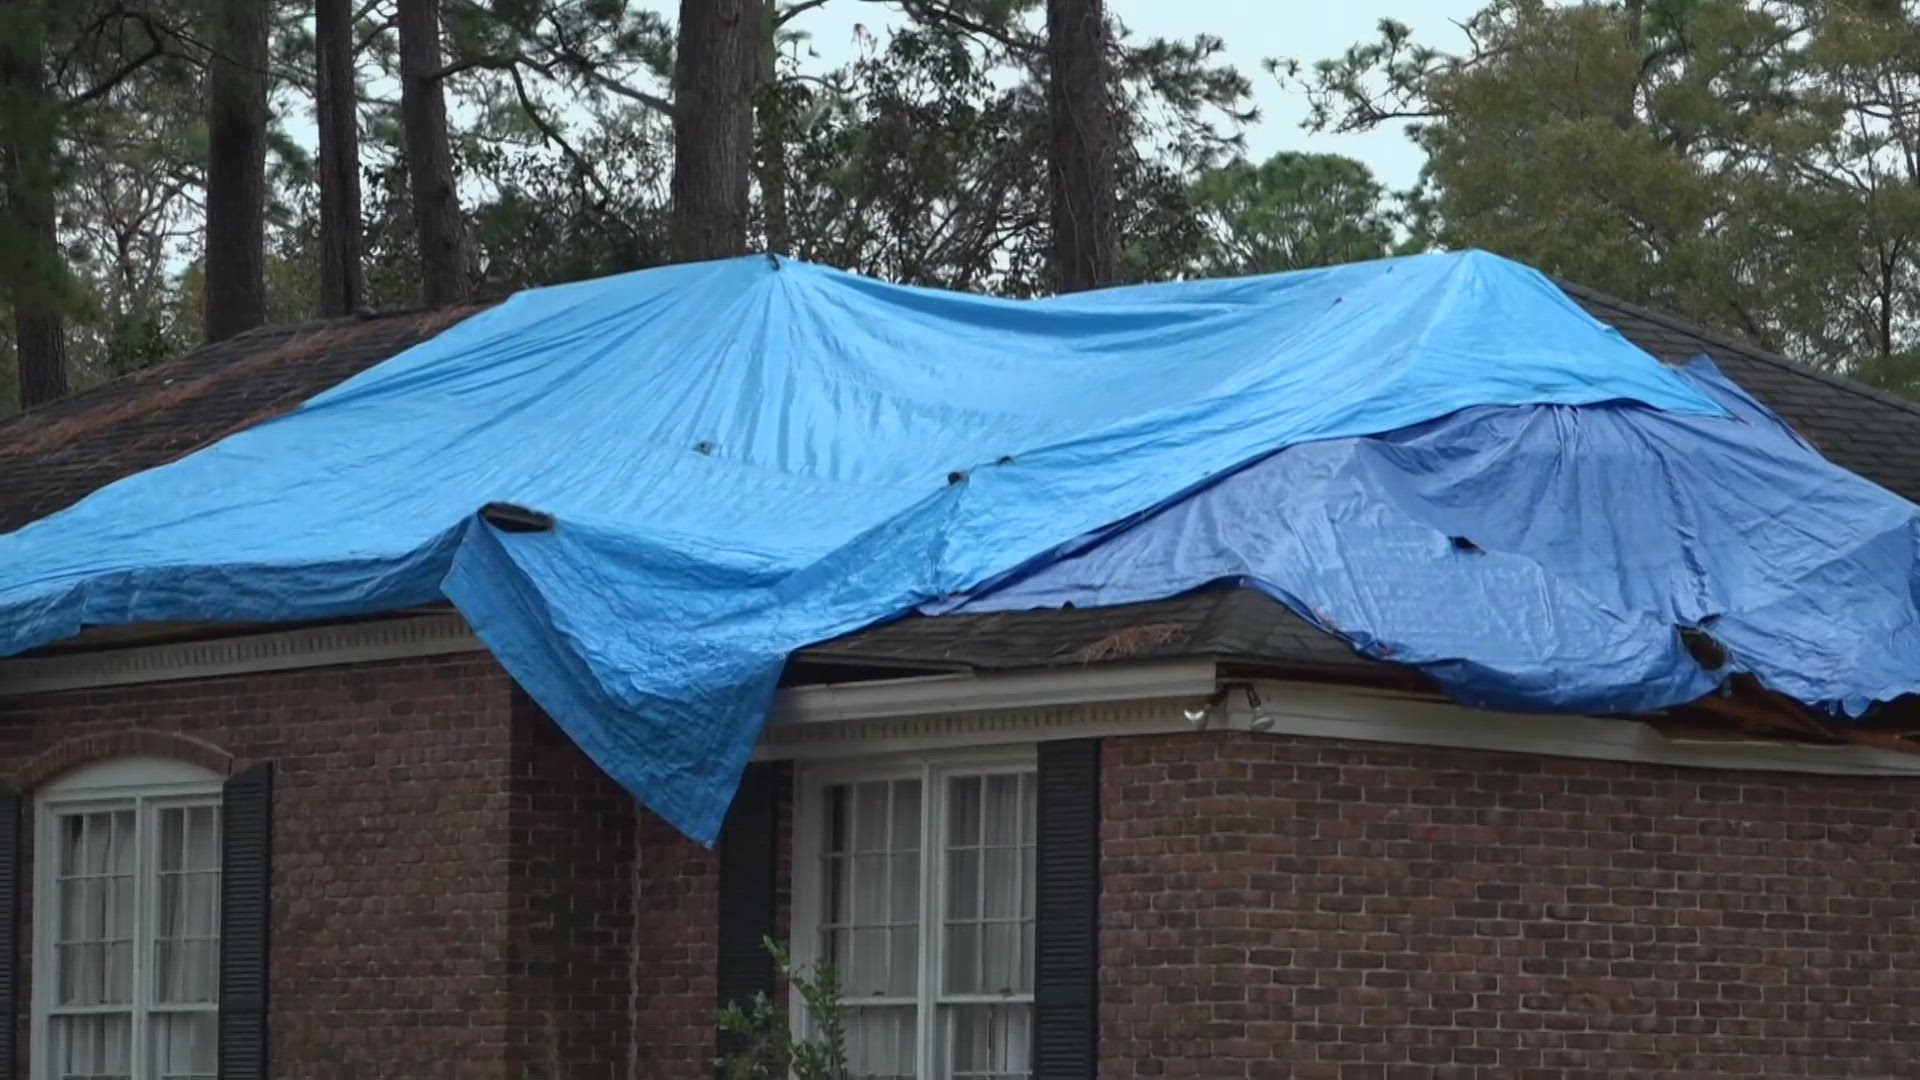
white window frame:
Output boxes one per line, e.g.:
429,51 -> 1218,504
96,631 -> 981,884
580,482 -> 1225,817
791,745 -> 1038,1080
32,756 -> 224,1080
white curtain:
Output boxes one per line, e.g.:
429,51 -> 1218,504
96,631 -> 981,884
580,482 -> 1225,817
821,772 -> 1036,1080
54,809 -> 136,1079
828,779 -> 922,1080
50,802 -> 219,1080
153,805 -> 220,1006
942,773 -> 1036,1080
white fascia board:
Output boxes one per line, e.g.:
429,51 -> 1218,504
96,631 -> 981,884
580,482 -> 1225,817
769,659 -> 1219,726
1234,680 -> 1920,777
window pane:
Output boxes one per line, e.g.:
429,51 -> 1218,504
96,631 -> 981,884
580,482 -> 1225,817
983,775 -> 1021,846
942,1004 -> 1032,1080
892,781 -> 921,851
158,808 -> 185,872
948,777 -> 980,846
821,779 -> 921,1003
827,785 -> 851,855
944,922 -> 979,995
851,926 -> 888,996
150,1012 -> 216,1080
853,782 -> 891,853
888,925 -> 918,998
943,772 -> 1036,998
154,806 -> 222,1005
947,848 -> 980,921
846,1005 -> 916,1080
52,1013 -> 131,1080
982,921 -> 1025,995
983,849 -> 1019,919
185,807 -> 220,871
54,810 -> 136,1008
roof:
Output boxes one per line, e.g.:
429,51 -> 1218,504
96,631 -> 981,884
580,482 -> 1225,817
0,308 -> 482,533
4,280 -> 1918,686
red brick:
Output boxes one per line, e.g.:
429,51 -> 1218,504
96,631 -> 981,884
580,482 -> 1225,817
1099,731 -> 1920,1078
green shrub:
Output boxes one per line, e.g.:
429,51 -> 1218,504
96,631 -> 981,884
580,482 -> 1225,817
716,938 -> 852,1080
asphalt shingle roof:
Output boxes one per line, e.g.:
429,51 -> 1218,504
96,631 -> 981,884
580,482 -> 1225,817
1560,282 -> 1920,502
3,282 -> 1916,680
0,308 -> 481,534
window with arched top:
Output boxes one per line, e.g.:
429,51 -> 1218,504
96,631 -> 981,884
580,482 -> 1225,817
34,756 -> 224,1080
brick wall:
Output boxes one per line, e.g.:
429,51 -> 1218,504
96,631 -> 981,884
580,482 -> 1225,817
1101,731 -> 1920,1079
0,654 -> 794,1080
626,761 -> 794,1080
505,687 -> 640,1080
28,662 -> 1898,1079
0,654 -> 520,1079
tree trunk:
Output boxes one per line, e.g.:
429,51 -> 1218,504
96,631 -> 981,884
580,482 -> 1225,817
753,0 -> 790,256
316,0 -> 364,317
0,0 -> 68,408
1046,0 -> 1119,293
671,0 -> 756,263
203,0 -> 270,342
398,0 -> 471,306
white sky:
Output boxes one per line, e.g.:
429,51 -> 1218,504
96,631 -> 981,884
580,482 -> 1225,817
637,0 -> 1484,191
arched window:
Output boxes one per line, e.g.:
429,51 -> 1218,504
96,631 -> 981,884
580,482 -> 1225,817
34,756 -> 224,1080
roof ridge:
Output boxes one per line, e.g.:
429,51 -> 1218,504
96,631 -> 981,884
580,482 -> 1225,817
1558,279 -> 1920,423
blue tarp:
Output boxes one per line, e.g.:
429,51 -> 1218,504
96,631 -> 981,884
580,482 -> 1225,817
949,357 -> 1920,717
0,249 -> 1903,844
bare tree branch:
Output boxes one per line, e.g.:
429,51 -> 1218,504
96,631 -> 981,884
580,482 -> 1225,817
504,61 -> 624,217
859,0 -> 1039,56
543,41 -> 677,117
65,36 -> 168,107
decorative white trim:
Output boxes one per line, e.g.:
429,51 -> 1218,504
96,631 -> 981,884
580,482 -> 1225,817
6,612 -> 1916,779
761,660 -> 1218,760
42,755 -> 221,794
759,697 -> 1205,760
1227,680 -> 1920,777
772,659 -> 1217,724
767,673 -> 1920,776
0,613 -> 482,696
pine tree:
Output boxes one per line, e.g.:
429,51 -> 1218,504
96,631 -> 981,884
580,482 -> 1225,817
670,0 -> 756,262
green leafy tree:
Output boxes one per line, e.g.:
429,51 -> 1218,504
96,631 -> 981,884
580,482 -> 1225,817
2,0 -> 1257,419
421,0 -> 1250,295
777,7 -> 1249,294
1284,0 -> 1920,388
1189,151 -> 1394,275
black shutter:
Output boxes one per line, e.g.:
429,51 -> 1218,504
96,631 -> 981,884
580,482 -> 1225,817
218,763 -> 272,1080
715,761 -> 781,1064
0,790 -> 20,1080
1034,739 -> 1101,1079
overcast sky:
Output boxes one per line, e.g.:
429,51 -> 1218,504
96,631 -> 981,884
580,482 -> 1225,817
638,1 -> 1484,191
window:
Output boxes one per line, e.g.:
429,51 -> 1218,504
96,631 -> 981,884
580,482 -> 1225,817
34,758 -> 223,1080
794,754 -> 1037,1080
